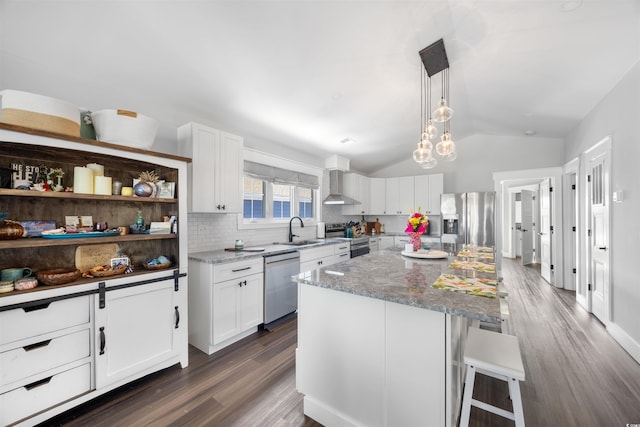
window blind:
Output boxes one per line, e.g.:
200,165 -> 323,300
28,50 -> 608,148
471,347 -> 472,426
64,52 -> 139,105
244,160 -> 319,189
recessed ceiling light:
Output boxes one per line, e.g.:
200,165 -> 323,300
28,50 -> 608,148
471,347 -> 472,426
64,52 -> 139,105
340,138 -> 354,144
524,130 -> 536,136
561,0 -> 582,12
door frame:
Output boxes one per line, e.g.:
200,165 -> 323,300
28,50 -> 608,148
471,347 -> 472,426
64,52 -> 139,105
563,158 -> 579,292
580,136 -> 612,321
494,167 -> 564,286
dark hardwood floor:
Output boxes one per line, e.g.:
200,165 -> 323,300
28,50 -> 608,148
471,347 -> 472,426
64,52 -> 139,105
44,258 -> 640,427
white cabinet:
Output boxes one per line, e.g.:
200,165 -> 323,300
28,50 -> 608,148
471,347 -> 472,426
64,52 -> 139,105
188,257 -> 264,355
385,176 -> 414,215
212,269 -> 263,345
368,177 -> 386,215
299,242 -> 350,273
94,278 -> 182,388
0,296 -> 92,426
341,173 -> 370,215
178,122 -> 243,213
414,173 -> 443,215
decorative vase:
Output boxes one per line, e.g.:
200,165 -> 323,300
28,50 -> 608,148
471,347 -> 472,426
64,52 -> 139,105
409,232 -> 422,251
133,181 -> 153,197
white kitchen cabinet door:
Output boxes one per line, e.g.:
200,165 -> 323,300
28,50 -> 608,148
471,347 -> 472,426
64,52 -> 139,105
178,122 -> 243,213
379,236 -> 395,249
414,173 -> 443,215
369,178 -> 386,215
428,173 -> 444,215
342,173 -> 370,215
95,279 -> 180,388
212,273 -> 264,345
386,177 -> 414,215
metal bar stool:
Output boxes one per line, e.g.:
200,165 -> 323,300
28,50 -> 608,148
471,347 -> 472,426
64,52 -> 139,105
459,326 -> 525,426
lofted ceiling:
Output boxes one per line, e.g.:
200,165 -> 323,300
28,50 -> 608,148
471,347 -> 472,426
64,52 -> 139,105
1,0 -> 639,174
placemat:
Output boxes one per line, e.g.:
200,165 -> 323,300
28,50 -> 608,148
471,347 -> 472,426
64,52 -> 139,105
432,274 -> 497,298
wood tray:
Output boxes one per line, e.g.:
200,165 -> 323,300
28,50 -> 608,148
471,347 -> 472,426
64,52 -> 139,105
90,265 -> 127,277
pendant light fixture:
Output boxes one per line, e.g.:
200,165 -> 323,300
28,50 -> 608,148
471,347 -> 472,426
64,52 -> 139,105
414,38 -> 457,166
432,68 -> 454,123
413,67 -> 436,167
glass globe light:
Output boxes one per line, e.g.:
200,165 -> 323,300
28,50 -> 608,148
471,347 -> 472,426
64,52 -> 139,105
413,141 -> 430,163
436,132 -> 454,156
420,153 -> 438,169
426,119 -> 438,140
432,98 -> 454,123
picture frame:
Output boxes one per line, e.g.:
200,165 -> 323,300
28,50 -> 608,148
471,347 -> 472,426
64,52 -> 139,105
157,181 -> 175,199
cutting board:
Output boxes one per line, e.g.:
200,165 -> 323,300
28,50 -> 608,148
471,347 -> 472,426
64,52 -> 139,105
75,243 -> 121,273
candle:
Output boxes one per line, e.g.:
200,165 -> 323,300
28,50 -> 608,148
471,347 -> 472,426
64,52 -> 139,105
121,186 -> 134,196
112,180 -> 123,195
94,176 -> 112,195
86,163 -> 104,176
73,166 -> 94,194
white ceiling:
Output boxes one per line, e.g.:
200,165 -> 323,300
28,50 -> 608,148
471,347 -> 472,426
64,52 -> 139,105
1,0 -> 639,174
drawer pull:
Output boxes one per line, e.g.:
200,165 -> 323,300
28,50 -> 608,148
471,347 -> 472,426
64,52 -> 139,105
338,246 -> 348,250
99,327 -> 106,355
175,306 -> 180,329
340,253 -> 349,257
25,376 -> 52,390
23,339 -> 52,351
231,266 -> 251,272
23,302 -> 51,313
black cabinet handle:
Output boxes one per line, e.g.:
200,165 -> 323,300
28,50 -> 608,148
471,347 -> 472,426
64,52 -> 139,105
238,281 -> 243,287
175,306 -> 180,329
25,376 -> 52,390
23,339 -> 52,351
244,280 -> 247,287
99,327 -> 106,355
232,266 -> 251,272
23,302 -> 51,313
317,260 -> 323,265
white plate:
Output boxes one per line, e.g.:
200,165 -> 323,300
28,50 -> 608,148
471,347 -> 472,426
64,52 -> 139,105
401,250 -> 449,259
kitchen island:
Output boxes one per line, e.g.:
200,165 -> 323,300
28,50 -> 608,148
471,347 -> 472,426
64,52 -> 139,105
293,247 -> 500,427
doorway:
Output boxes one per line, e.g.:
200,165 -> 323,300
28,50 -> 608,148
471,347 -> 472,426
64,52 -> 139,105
493,167 -> 564,287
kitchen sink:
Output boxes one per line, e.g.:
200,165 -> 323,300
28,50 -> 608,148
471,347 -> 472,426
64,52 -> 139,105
275,240 -> 324,246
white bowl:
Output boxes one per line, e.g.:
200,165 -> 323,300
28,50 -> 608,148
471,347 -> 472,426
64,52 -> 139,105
91,109 -> 158,149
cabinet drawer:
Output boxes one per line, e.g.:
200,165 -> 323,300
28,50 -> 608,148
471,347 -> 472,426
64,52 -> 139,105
334,243 -> 350,255
299,245 -> 334,263
0,296 -> 90,346
1,328 -> 90,387
0,362 -> 91,426
213,258 -> 263,283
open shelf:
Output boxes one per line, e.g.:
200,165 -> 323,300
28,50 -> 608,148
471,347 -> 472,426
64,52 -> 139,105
0,188 -> 177,203
0,233 -> 178,249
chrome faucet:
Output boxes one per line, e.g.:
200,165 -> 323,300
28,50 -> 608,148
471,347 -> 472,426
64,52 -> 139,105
289,216 -> 304,242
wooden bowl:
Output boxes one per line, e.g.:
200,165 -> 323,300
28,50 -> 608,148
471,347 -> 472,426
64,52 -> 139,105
142,262 -> 172,270
90,265 -> 127,277
37,268 -> 81,286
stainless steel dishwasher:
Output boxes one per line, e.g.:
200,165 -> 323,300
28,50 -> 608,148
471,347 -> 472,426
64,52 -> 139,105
264,250 -> 300,329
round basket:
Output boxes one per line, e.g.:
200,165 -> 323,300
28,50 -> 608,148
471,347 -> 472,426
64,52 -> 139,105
90,265 -> 127,277
37,268 -> 81,286
143,262 -> 172,270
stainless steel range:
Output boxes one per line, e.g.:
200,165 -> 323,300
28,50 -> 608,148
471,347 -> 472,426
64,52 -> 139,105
325,223 -> 370,258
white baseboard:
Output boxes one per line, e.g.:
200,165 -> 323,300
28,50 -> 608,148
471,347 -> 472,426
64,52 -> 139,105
607,322 -> 640,364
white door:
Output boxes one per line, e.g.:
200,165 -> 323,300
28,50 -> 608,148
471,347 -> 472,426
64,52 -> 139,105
539,179 -> 553,283
588,144 -> 611,323
521,190 -> 534,265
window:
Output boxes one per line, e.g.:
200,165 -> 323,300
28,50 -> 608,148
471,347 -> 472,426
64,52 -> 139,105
242,160 -> 320,225
243,176 -> 265,219
298,187 -> 313,218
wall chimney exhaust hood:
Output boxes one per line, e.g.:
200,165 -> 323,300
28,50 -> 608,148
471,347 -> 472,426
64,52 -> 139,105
323,170 -> 360,205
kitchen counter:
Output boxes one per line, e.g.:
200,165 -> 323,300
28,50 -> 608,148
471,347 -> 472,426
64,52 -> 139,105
293,247 -> 499,323
294,247 -> 499,427
188,239 -> 343,264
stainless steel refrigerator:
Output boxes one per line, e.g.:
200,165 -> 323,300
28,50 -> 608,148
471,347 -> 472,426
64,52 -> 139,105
441,192 -> 496,247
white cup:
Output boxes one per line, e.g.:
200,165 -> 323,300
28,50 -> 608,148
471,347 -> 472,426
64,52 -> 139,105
405,243 -> 414,252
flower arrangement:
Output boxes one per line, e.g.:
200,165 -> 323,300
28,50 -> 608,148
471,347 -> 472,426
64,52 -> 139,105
405,210 -> 429,234
405,209 -> 429,251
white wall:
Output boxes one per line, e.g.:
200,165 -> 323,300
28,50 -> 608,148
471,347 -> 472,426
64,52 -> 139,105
371,134 -> 564,193
564,60 -> 640,360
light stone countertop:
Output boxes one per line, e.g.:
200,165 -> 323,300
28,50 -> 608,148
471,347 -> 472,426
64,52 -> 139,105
188,239 -> 344,264
293,247 -> 501,323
